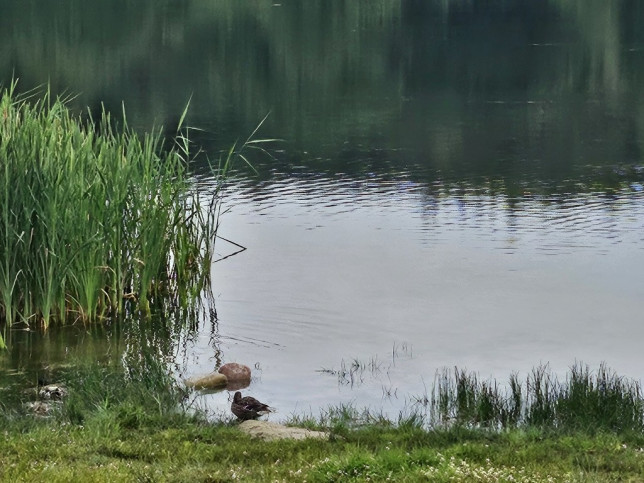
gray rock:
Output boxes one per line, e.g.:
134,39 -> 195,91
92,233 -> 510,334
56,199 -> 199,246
39,384 -> 67,400
238,420 -> 329,441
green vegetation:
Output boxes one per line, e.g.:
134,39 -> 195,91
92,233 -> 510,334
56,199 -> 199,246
0,81 -> 223,346
3,361 -> 644,481
429,363 -> 644,433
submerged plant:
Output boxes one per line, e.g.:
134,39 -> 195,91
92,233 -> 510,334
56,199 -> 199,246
0,80 -> 245,340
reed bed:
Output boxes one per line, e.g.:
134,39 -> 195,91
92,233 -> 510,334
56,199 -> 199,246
428,362 -> 644,432
0,81 -> 223,346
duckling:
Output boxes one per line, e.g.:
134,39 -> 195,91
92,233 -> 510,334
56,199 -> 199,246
231,391 -> 274,420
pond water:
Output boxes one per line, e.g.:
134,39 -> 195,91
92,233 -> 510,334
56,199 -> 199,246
1,0 -> 644,421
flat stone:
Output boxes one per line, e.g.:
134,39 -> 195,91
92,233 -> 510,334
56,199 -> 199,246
185,372 -> 228,389
238,420 -> 329,442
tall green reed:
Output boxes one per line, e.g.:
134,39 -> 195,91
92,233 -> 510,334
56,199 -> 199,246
0,82 -> 232,340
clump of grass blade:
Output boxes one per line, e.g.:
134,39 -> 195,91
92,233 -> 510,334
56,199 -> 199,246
0,81 -> 230,334
556,362 -> 644,432
428,363 -> 644,433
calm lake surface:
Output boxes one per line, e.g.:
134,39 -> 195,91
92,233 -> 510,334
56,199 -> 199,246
1,0 -> 644,420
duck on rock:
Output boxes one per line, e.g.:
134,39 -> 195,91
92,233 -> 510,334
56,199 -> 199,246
231,391 -> 274,420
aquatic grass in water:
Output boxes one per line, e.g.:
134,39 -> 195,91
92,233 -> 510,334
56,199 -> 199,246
61,353 -> 192,428
0,81 -> 227,342
318,344 -> 413,388
428,362 -> 644,433
320,355 -> 643,433
557,363 -> 644,432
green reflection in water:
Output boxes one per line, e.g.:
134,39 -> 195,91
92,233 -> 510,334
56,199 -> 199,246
1,0 -> 642,190
0,306 -> 220,408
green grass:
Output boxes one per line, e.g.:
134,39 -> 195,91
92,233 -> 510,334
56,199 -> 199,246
2,362 -> 644,481
0,81 -> 227,343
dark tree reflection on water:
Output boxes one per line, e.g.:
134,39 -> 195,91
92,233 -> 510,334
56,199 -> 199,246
1,0 -> 643,189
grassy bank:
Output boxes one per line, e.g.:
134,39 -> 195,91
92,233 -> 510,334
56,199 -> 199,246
2,362 -> 644,482
0,81 -> 220,344
5,412 -> 644,482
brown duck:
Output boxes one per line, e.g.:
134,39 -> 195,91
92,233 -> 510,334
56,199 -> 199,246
231,391 -> 274,420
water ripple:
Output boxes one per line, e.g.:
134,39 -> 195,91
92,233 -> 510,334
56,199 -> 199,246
215,173 -> 644,257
